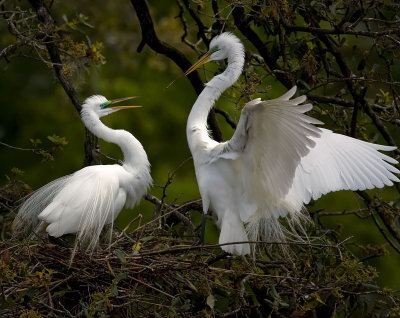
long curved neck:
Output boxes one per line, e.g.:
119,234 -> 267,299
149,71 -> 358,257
81,110 -> 149,171
187,46 -> 244,148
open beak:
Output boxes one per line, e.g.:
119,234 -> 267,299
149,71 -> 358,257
110,96 -> 142,110
184,51 -> 212,76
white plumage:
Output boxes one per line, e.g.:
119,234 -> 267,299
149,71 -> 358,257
185,32 -> 399,255
13,95 -> 152,251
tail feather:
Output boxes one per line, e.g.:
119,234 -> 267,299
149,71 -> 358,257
246,205 -> 309,251
12,175 -> 72,237
219,213 -> 250,255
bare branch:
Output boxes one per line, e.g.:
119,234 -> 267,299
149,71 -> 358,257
284,24 -> 400,37
214,107 -> 236,129
232,6 -> 293,89
27,0 -> 100,165
144,194 -> 197,233
181,0 -> 209,46
130,0 -> 223,141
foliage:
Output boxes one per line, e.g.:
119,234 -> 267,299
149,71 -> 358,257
1,4 -> 105,79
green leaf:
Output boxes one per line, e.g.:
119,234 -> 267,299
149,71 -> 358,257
29,138 -> 42,147
47,134 -> 68,145
114,272 -> 128,284
311,292 -> 325,305
206,294 -> 215,309
114,249 -> 127,265
140,236 -> 154,242
270,285 -> 279,299
11,167 -> 24,176
21,287 -> 36,303
38,150 -> 54,162
53,289 -> 68,298
244,282 -> 260,306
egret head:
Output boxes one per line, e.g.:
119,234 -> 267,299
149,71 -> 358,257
82,95 -> 141,118
185,32 -> 244,75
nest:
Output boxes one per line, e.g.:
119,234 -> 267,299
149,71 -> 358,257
1,215 -> 400,317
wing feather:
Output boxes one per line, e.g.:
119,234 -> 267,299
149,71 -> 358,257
12,175 -> 72,235
13,164 -> 130,251
214,86 -> 322,206
38,165 -> 125,249
286,128 -> 400,206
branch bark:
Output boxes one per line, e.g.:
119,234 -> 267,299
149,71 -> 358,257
357,191 -> 400,252
283,24 -> 399,37
27,0 -> 100,165
295,7 -> 400,242
145,194 -> 199,233
130,0 -> 222,141
232,6 -> 293,89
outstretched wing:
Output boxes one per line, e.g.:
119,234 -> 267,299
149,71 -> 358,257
285,128 -> 400,207
212,86 -> 322,207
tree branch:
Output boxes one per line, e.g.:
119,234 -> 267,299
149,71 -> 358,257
283,24 -> 400,38
181,0 -> 209,46
232,5 -> 293,89
27,0 -> 100,165
214,107 -> 236,129
144,194 -> 200,233
357,191 -> 400,253
130,0 -> 222,141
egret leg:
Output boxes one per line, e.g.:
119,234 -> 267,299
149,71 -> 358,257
199,213 -> 207,244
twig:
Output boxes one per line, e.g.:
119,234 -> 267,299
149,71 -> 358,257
95,148 -> 122,164
307,94 -> 391,113
214,107 -> 237,129
27,0 -> 100,165
284,23 -> 400,37
131,239 -> 347,257
109,214 -> 143,248
181,0 -> 209,46
129,275 -> 174,299
317,208 -> 370,218
175,0 -> 198,51
144,195 -> 198,233
130,0 -> 222,141
232,6 -> 293,89
0,140 -> 37,152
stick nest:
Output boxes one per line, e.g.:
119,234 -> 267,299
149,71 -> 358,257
1,219 -> 399,318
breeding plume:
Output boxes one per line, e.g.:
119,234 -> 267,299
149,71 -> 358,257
13,95 -> 152,251
185,32 -> 399,255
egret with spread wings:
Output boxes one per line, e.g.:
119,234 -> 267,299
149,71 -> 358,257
184,32 -> 399,255
13,95 -> 152,252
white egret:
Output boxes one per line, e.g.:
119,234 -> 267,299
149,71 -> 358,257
184,32 -> 399,255
13,95 -> 152,251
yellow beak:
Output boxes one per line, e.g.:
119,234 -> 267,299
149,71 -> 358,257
166,51 -> 212,89
110,96 -> 142,110
184,51 -> 212,76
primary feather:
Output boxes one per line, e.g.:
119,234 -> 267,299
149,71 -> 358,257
13,95 -> 152,252
186,32 -> 399,255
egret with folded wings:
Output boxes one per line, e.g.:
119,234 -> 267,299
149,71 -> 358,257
13,96 -> 152,252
